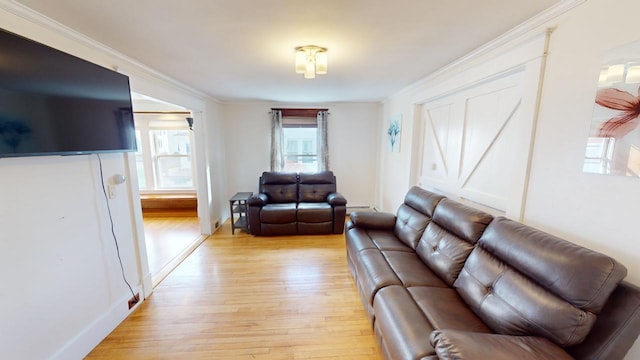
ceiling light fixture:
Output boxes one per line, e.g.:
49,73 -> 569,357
295,45 -> 327,79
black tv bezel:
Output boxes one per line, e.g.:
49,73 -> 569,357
0,27 -> 137,159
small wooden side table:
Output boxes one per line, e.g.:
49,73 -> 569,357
229,192 -> 252,234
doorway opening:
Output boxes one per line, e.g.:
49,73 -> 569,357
131,92 -> 205,287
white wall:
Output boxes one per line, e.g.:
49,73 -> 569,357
524,0 -> 640,281
222,102 -> 379,212
379,0 -> 640,357
0,155 -> 138,360
0,3 -> 226,359
524,1 -> 640,356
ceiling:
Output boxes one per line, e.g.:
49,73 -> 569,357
16,0 -> 562,103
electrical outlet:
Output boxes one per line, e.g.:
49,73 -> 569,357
128,293 -> 140,310
107,184 -> 117,199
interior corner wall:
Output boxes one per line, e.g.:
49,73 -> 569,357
222,102 -> 379,213
0,5 -> 225,359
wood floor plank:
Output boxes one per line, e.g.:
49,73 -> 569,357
86,221 -> 381,359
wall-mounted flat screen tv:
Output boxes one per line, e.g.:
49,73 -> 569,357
0,28 -> 136,158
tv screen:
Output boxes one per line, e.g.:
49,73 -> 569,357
0,28 -> 136,158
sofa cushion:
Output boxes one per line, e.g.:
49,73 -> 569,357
383,251 -> 448,288
345,228 -> 413,282
408,287 -> 492,333
371,231 -> 414,252
297,202 -> 332,222
260,203 -> 297,223
298,222 -> 332,234
454,218 -> 628,346
260,223 -> 297,236
345,227 -> 378,257
394,204 -> 431,250
298,171 -> 335,184
298,171 -> 336,202
431,199 -> 494,244
456,246 -> 600,346
355,249 -> 402,305
374,285 -> 436,359
260,172 -> 298,203
404,186 -> 445,217
415,200 -> 493,286
479,217 -> 627,314
415,223 -> 476,286
454,218 -> 629,346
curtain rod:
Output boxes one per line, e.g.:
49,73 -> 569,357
134,111 -> 192,115
270,108 -> 329,111
269,108 -> 330,117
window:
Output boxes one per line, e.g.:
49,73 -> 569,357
283,126 -> 317,172
134,114 -> 195,193
272,108 -> 328,173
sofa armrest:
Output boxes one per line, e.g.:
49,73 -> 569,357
327,192 -> 347,206
566,281 -> 640,360
248,193 -> 268,207
349,211 -> 396,230
430,330 -> 573,360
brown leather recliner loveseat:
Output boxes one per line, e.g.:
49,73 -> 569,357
346,186 -> 640,360
248,171 -> 347,236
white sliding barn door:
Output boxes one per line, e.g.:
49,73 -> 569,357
419,66 -> 541,220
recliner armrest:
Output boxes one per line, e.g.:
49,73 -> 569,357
349,211 -> 396,230
327,192 -> 347,206
248,193 -> 268,206
430,330 -> 573,360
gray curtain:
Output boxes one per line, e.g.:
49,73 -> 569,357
270,110 -> 284,172
317,110 -> 329,172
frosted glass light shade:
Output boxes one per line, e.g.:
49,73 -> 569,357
294,45 -> 327,79
295,49 -> 307,74
315,51 -> 328,75
304,60 -> 315,79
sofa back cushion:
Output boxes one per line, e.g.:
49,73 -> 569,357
416,199 -> 493,286
393,187 -> 445,249
403,186 -> 444,218
454,217 -> 627,346
260,172 -> 298,203
298,171 -> 336,202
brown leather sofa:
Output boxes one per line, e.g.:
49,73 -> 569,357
247,171 -> 347,236
346,186 -> 640,360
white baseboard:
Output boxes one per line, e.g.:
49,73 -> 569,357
50,289 -> 142,360
347,205 -> 375,214
151,234 -> 207,288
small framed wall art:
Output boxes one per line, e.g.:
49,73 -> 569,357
387,115 -> 402,152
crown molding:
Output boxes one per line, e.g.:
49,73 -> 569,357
397,0 -> 587,97
0,0 -> 218,103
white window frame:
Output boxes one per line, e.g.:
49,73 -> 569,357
134,113 -> 196,195
282,117 -> 319,173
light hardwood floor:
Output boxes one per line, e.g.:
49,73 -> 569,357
143,215 -> 202,282
87,221 -> 381,359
